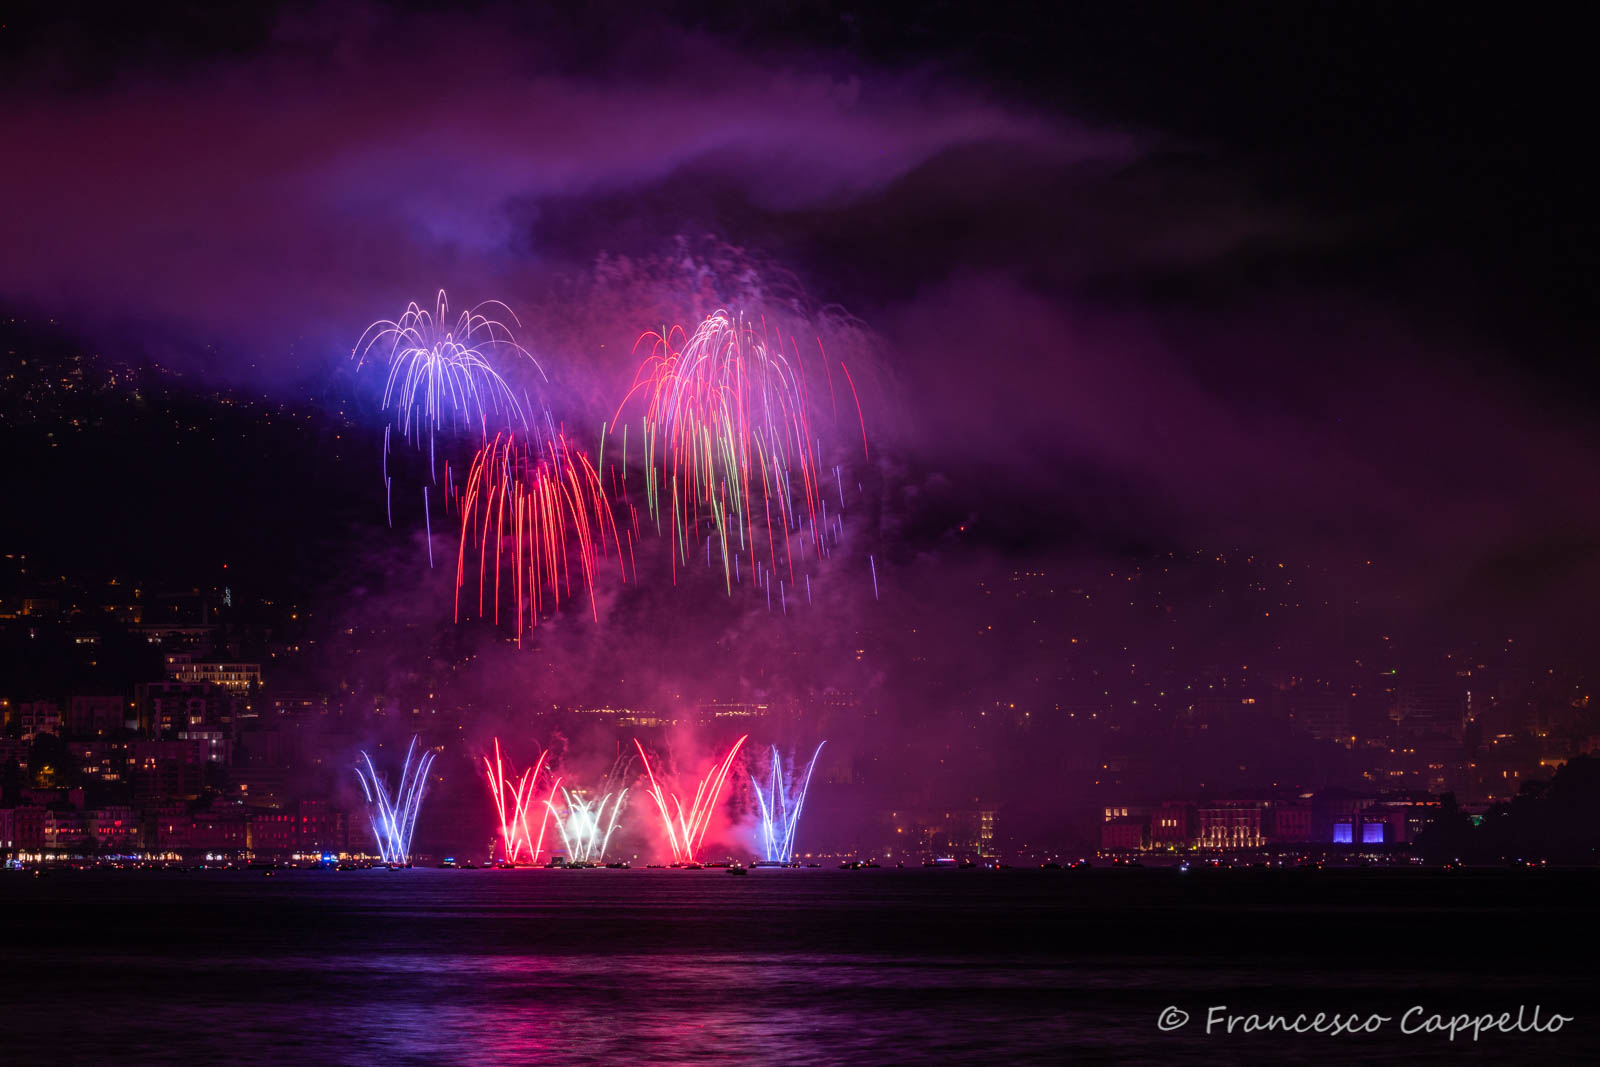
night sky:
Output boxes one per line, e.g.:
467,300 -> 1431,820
3,2 -> 1598,834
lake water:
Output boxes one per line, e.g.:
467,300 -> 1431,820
1,867 -> 1591,1064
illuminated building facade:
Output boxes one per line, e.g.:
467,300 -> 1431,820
1197,802 -> 1265,849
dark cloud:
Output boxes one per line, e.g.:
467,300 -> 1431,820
0,5 -> 1100,384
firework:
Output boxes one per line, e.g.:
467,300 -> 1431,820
609,310 -> 866,597
750,742 -> 826,864
548,787 -> 629,863
634,735 -> 748,864
482,739 -> 553,864
454,428 -> 626,641
354,736 -> 435,865
354,290 -> 538,470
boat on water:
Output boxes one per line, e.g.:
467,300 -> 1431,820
727,865 -> 748,875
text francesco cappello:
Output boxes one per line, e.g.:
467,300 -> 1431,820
1156,1004 -> 1573,1042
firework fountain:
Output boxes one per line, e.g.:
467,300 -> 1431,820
482,739 -> 554,864
634,735 -> 748,864
548,787 -> 629,864
354,736 -> 436,865
608,310 -> 867,603
750,741 -> 826,864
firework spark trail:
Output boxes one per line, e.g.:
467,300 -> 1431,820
633,735 -> 748,863
548,787 -> 630,863
837,361 -> 868,461
482,740 -> 553,863
354,736 -> 435,865
751,742 -> 827,864
354,291 -> 539,468
611,310 -> 867,600
453,427 -> 625,642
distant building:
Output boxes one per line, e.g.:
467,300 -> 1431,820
179,727 -> 231,765
1150,802 -> 1195,848
18,700 -> 61,740
190,806 -> 248,853
87,806 -> 142,851
1366,793 -> 1439,844
1309,790 -> 1422,845
699,701 -> 772,722
879,806 -> 997,860
1354,806 -> 1403,845
293,800 -> 346,853
942,809 -> 997,857
1378,737 -> 1467,795
43,810 -> 88,850
1101,804 -> 1149,822
66,695 -> 128,738
135,681 -> 239,739
0,737 -> 28,769
1269,800 -> 1314,843
131,739 -> 207,800
21,597 -> 59,618
67,741 -> 133,784
227,765 -> 288,808
1289,692 -> 1354,746
1197,802 -> 1265,849
249,810 -> 299,853
0,806 -> 47,851
166,656 -> 261,691
1311,789 -> 1376,843
1100,816 -> 1148,852
130,623 -> 216,649
154,805 -> 192,850
1391,678 -> 1467,740
265,691 -> 327,722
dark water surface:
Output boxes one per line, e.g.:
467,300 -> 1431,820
1,867 -> 1592,1064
